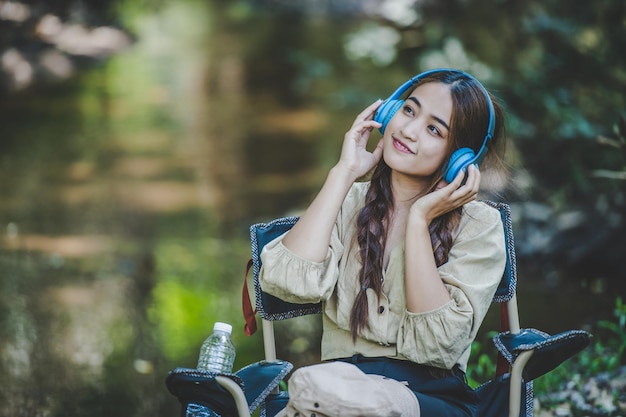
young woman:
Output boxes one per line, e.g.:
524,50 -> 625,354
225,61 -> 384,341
259,69 -> 507,417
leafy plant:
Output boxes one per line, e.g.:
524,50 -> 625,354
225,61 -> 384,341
596,297 -> 626,367
466,332 -> 498,389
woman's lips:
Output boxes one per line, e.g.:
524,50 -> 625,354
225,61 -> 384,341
392,137 -> 415,154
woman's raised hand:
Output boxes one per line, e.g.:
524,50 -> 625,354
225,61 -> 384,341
281,100 -> 385,261
409,164 -> 482,225
336,100 -> 384,180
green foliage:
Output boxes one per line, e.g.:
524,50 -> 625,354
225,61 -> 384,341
148,237 -> 251,363
596,297 -> 626,364
466,332 -> 498,389
149,280 -> 215,360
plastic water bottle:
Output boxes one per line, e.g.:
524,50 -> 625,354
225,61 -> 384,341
197,322 -> 236,373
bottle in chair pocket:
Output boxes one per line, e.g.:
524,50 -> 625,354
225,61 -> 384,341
197,321 -> 236,373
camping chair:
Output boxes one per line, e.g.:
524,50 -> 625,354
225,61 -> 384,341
166,201 -> 592,417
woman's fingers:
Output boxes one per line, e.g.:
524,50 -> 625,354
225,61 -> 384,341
347,119 -> 382,149
411,166 -> 482,223
346,100 -> 383,146
466,164 -> 481,194
449,165 -> 480,202
369,138 -> 384,163
448,167 -> 466,188
353,99 -> 384,125
337,102 -> 384,177
435,165 -> 480,203
462,164 -> 480,193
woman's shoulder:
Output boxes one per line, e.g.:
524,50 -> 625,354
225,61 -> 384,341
350,181 -> 370,195
463,200 -> 501,216
336,182 -> 370,231
460,200 -> 503,230
343,181 -> 370,209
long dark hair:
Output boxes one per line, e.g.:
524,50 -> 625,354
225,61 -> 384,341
349,70 -> 506,341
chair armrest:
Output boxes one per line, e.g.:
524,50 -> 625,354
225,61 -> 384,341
165,361 -> 293,417
493,328 -> 592,382
235,360 -> 293,412
215,376 -> 251,417
166,368 -> 245,416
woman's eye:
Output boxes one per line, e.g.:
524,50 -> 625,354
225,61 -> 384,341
428,125 -> 442,136
402,105 -> 414,115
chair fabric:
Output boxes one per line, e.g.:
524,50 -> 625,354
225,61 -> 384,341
482,201 -> 517,303
236,360 -> 293,412
260,391 -> 290,417
250,215 -> 320,321
474,374 -> 532,417
166,368 -> 243,416
166,360 -> 292,417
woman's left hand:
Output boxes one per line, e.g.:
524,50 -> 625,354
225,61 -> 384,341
409,164 -> 481,225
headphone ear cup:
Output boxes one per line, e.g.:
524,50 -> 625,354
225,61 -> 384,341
444,147 -> 476,183
374,99 -> 403,134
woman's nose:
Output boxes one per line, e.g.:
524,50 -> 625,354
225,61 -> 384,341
400,119 -> 421,141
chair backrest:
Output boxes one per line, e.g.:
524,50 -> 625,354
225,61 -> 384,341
483,201 -> 517,304
249,201 -> 517,321
249,216 -> 321,321
243,201 -> 594,417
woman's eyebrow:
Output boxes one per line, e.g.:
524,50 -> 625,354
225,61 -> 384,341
406,96 -> 450,131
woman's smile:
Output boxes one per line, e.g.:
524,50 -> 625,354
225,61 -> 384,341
392,137 -> 415,154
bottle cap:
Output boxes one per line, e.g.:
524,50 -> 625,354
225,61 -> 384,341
213,322 -> 232,334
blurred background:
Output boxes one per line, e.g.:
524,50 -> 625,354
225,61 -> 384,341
0,0 -> 624,416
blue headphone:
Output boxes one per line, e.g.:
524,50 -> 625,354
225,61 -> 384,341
373,68 -> 496,183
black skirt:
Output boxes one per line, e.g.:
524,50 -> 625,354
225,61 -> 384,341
334,355 -> 478,417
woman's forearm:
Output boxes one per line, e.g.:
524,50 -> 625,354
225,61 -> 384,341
404,214 -> 452,312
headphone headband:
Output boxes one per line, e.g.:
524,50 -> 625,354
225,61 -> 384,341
373,68 -> 496,182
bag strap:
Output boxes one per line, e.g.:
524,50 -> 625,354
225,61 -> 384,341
495,302 -> 510,377
242,259 -> 258,336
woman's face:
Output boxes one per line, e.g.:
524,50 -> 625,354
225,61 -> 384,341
382,81 -> 453,179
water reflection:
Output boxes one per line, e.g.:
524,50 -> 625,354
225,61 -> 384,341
0,0 -> 338,413
0,2 -> 241,415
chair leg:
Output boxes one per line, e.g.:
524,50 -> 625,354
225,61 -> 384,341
263,319 -> 277,362
215,376 -> 251,417
509,350 -> 534,417
262,319 -> 283,398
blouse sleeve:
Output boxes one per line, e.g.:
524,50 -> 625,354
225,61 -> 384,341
396,202 -> 506,369
259,223 -> 345,304
258,182 -> 366,305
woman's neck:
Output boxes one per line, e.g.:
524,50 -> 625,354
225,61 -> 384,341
389,171 -> 432,210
